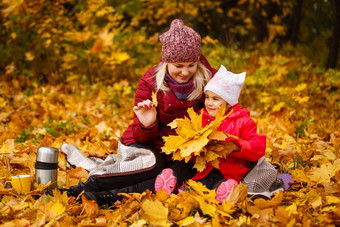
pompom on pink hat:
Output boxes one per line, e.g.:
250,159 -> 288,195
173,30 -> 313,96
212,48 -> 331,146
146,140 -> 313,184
204,65 -> 246,106
159,19 -> 201,63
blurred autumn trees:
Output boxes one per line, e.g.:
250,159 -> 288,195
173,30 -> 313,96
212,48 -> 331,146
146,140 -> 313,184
0,0 -> 339,84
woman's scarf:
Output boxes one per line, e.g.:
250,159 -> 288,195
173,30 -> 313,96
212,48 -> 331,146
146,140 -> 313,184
164,74 -> 195,100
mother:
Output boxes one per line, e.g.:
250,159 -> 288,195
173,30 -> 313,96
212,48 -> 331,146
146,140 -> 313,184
65,19 -> 217,206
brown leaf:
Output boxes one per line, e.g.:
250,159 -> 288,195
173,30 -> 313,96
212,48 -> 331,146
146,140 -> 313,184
91,40 -> 103,54
253,191 -> 283,209
224,182 -> 248,205
82,195 -> 99,218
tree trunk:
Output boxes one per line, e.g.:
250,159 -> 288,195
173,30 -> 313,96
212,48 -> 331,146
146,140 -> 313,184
219,0 -> 238,46
290,0 -> 303,45
326,0 -> 340,69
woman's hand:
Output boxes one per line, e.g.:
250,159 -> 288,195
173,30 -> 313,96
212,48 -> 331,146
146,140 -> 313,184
133,99 -> 157,128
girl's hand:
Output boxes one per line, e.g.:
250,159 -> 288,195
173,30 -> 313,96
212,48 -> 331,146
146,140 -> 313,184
228,141 -> 241,153
133,99 -> 157,127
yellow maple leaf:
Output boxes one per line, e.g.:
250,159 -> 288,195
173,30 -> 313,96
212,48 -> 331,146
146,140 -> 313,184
6,219 -> 30,227
129,220 -> 147,227
295,83 -> 307,92
205,150 -> 221,162
179,124 -> 198,139
210,159 -> 220,169
0,139 -> 15,154
208,130 -> 227,141
152,91 -> 158,107
195,195 -> 216,217
176,216 -> 195,226
305,189 -> 323,209
253,191 -> 283,209
162,135 -> 189,153
167,194 -> 196,221
308,162 -> 340,183
325,195 -> 340,205
25,52 -> 35,61
210,106 -> 230,129
217,202 -> 235,218
187,108 -> 202,131
167,120 -> 177,129
50,201 -> 66,219
193,212 -> 207,224
141,199 -> 170,226
172,150 -> 183,161
113,52 -> 130,63
179,129 -> 212,158
162,107 -> 233,170
173,117 -> 191,132
237,214 -> 251,225
272,102 -> 285,112
10,199 -> 29,212
193,156 -> 208,172
224,182 -> 248,205
285,203 -> 298,216
291,169 -> 311,183
187,180 -> 216,201
155,188 -> 169,202
175,182 -> 217,217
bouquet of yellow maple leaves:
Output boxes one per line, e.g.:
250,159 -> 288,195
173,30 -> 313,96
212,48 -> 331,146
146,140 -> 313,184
162,107 -> 240,172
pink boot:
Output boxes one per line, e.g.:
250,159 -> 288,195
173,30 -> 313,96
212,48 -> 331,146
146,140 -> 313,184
216,179 -> 238,203
155,168 -> 177,195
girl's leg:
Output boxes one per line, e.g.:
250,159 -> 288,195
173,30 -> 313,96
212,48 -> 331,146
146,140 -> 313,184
154,160 -> 197,194
181,169 -> 219,191
168,161 -> 197,186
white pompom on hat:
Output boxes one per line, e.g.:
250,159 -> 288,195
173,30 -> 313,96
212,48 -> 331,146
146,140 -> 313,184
204,65 -> 246,106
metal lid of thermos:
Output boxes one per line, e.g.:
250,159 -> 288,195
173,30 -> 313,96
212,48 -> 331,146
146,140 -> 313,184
35,146 -> 59,188
36,146 -> 59,163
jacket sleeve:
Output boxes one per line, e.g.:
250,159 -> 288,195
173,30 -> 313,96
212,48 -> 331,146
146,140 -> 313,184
132,68 -> 159,144
226,118 -> 266,161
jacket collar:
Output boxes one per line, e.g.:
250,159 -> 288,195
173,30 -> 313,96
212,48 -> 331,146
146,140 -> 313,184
202,103 -> 246,121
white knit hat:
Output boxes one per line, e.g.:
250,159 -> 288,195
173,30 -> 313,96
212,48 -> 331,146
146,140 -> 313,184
204,65 -> 246,106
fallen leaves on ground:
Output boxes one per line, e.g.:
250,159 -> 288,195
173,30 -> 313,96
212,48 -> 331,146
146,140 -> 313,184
0,51 -> 339,226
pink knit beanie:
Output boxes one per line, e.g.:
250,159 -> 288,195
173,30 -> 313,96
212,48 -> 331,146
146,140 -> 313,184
159,19 -> 201,63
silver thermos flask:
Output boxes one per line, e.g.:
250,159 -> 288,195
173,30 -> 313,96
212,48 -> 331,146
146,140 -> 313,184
35,146 -> 59,189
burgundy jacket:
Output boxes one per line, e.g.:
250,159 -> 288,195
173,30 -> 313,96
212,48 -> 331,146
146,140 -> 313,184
191,104 -> 266,182
121,55 -> 217,152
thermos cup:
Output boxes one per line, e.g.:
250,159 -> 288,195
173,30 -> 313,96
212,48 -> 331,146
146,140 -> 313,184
35,146 -> 59,188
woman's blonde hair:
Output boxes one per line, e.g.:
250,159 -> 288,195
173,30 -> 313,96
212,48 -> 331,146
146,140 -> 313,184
154,61 -> 212,101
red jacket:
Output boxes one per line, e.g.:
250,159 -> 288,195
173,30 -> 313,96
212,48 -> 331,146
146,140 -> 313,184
191,104 -> 266,182
121,55 -> 217,153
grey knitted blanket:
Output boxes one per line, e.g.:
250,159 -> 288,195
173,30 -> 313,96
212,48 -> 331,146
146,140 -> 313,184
61,141 -> 156,177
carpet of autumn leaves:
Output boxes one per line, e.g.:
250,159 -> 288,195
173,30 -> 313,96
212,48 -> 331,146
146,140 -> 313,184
1,49 -> 340,226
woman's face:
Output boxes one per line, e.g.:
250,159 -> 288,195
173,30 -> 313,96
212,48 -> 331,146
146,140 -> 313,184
167,62 -> 198,84
204,90 -> 230,117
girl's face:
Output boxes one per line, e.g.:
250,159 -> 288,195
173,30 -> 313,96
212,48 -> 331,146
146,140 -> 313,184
204,90 -> 230,117
167,62 -> 198,84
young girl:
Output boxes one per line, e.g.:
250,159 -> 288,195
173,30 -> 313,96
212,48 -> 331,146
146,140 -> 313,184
155,65 -> 270,202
